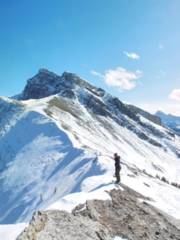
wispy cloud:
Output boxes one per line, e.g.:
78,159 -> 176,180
104,67 -> 142,90
159,44 -> 164,50
123,51 -> 140,60
169,89 -> 180,101
90,70 -> 104,78
156,70 -> 166,79
91,67 -> 143,91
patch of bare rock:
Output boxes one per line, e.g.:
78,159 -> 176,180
17,185 -> 180,240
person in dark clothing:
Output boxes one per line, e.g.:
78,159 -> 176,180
114,153 -> 121,183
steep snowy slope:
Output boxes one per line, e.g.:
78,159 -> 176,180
0,69 -> 180,231
0,98 -> 102,224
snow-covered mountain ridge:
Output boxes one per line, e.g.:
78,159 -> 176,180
18,69 -> 175,148
0,69 -> 180,239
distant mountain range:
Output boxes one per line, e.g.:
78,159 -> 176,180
156,111 -> 180,135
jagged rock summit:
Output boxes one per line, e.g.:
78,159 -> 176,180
19,69 -> 104,100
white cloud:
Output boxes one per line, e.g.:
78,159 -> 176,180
104,67 -> 142,90
90,70 -> 104,78
91,67 -> 143,91
169,89 -> 180,102
123,51 -> 140,60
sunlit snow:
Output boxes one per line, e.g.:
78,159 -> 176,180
0,93 -> 180,239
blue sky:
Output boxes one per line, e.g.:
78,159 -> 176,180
0,0 -> 180,115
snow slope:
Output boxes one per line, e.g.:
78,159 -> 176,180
0,70 -> 180,238
0,100 -> 102,224
0,223 -> 27,240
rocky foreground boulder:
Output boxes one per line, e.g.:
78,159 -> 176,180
17,185 -> 180,240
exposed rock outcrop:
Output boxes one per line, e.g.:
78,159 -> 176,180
127,105 -> 162,126
20,69 -> 103,100
17,210 -> 111,240
74,186 -> 180,240
17,186 -> 180,240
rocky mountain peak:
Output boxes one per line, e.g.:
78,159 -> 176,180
38,68 -> 54,74
20,69 -> 60,100
18,69 -> 173,149
19,69 -> 95,100
61,71 -> 80,80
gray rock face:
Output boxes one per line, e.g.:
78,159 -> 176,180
17,210 -> 111,240
73,186 -> 180,240
21,69 -> 63,100
20,69 -> 102,101
17,186 -> 180,240
127,105 -> 162,126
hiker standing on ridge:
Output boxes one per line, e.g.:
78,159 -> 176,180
113,153 -> 121,183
